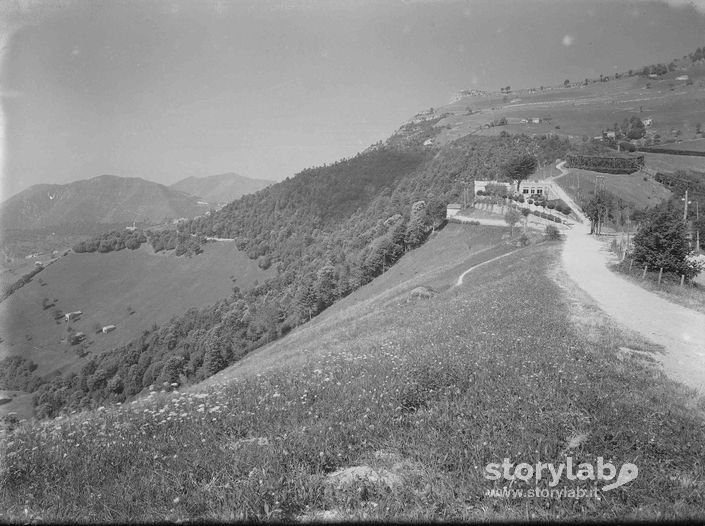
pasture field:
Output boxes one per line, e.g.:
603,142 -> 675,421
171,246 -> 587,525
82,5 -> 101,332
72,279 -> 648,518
650,139 -> 705,153
643,152 -> 705,173
0,241 -> 272,380
3,226 -> 705,522
554,169 -> 672,210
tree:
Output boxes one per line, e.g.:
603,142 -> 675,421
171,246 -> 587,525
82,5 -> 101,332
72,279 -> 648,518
545,224 -> 561,240
632,206 -> 700,280
564,79 -> 570,87
405,200 -> 428,248
626,116 -> 645,140
502,154 -> 538,192
504,209 -> 522,237
583,191 -> 611,234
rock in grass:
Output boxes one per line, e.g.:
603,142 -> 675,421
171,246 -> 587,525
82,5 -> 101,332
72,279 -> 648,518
407,286 -> 435,301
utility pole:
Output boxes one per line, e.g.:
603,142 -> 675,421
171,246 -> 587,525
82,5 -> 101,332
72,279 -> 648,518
697,200 -> 701,253
683,188 -> 689,222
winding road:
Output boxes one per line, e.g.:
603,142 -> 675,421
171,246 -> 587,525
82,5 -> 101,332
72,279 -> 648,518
561,204 -> 705,393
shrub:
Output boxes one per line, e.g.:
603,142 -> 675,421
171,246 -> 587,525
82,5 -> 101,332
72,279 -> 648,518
545,224 -> 561,240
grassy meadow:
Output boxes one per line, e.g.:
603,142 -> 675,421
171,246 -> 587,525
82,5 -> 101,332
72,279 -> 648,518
554,169 -> 672,211
3,225 -> 705,522
643,152 -> 705,173
0,241 -> 272,380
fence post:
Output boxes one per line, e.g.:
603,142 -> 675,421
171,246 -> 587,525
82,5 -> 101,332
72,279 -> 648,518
629,259 -> 633,272
680,274 -> 685,288
642,265 -> 647,280
658,267 -> 663,285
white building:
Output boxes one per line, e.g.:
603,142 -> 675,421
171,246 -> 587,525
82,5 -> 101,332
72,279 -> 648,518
65,311 -> 82,322
474,179 -> 554,200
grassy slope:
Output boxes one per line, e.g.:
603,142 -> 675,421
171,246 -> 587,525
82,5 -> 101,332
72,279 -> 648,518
643,152 -> 705,173
651,138 -> 705,153
4,225 -> 704,522
0,242 -> 272,379
554,169 -> 672,211
434,68 -> 705,146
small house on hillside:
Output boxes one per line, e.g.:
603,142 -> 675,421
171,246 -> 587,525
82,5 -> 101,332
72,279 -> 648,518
102,325 -> 116,334
446,204 -> 462,218
518,180 -> 553,199
65,311 -> 82,322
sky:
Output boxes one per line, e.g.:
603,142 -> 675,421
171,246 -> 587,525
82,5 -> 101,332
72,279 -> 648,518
1,0 -> 705,199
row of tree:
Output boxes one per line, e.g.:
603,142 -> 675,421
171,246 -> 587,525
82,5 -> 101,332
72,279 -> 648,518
73,228 -> 205,257
73,230 -> 147,253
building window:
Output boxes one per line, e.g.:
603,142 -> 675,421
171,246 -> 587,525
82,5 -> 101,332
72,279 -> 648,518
536,188 -> 543,195
522,188 -> 529,194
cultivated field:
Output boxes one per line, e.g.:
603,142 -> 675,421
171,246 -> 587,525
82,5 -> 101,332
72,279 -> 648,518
0,241 -> 272,380
3,225 -> 704,521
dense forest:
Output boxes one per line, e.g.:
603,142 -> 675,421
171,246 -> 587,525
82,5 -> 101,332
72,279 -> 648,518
5,131 -> 571,418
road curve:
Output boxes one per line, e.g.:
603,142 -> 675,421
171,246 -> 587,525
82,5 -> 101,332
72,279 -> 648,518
562,222 -> 705,392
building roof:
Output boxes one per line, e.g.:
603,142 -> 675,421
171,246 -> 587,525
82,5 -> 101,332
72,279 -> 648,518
447,203 -> 462,208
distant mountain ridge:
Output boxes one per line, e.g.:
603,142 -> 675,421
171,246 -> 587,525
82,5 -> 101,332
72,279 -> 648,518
169,172 -> 274,205
0,174 -> 209,230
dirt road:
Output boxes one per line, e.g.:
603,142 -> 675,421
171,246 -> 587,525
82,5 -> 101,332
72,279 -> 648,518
562,222 -> 705,392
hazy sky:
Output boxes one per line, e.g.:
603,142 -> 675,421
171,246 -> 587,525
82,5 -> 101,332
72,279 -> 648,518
2,0 -> 705,198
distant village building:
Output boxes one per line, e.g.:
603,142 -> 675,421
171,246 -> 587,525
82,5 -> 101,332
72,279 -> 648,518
520,118 -> 529,124
65,311 -> 82,322
423,139 -> 434,146
642,118 -> 653,127
102,325 -> 116,334
446,204 -> 462,218
531,117 -> 541,124
676,75 -> 689,81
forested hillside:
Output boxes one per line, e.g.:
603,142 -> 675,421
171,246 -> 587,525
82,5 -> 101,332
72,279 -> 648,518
13,133 -> 570,418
